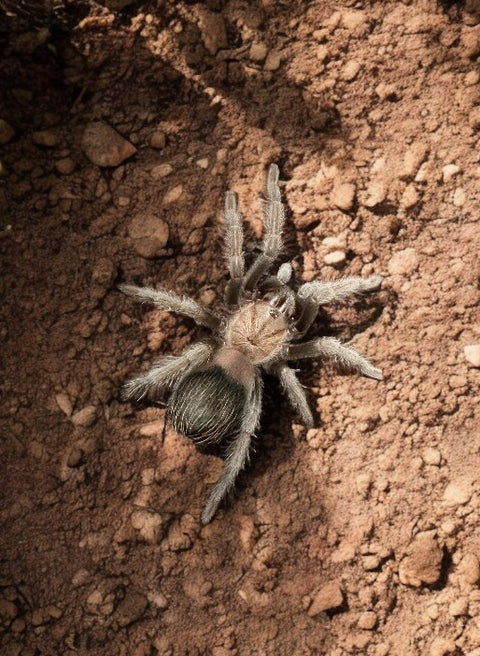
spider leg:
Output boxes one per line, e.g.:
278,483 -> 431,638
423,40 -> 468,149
244,164 -> 286,291
287,337 -> 382,380
122,342 -> 214,402
295,276 -> 383,336
224,190 -> 245,306
119,284 -> 221,331
201,373 -> 263,524
273,362 -> 314,427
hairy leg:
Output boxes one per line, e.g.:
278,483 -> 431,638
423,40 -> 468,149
122,342 -> 214,402
273,362 -> 314,427
287,337 -> 382,380
224,190 -> 245,306
201,373 -> 263,524
244,164 -> 286,290
295,275 -> 383,336
119,284 -> 221,331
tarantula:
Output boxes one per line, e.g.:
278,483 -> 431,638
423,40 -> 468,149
120,164 -> 382,524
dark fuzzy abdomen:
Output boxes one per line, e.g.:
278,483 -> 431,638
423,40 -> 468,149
168,366 -> 247,445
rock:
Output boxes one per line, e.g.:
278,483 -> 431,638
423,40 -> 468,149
71,405 -> 97,427
342,60 -> 361,81
92,258 -> 116,287
448,597 -> 469,616
196,8 -> 228,55
469,106 -> 480,130
116,590 -> 148,627
364,180 -> 386,207
163,185 -> 183,205
150,131 -> 166,149
429,637 -> 456,656
387,248 -> 418,275
400,184 -> 419,209
458,552 -> 480,585
442,164 -> 461,182
0,119 -> 15,145
464,344 -> 480,367
453,188 -> 466,206
398,533 -> 443,587
55,158 -> 75,175
331,182 -> 356,211
357,611 -> 377,630
67,447 -> 84,468
264,50 -> 282,71
249,42 -> 268,62
308,581 -> 343,616
465,70 -> 480,85
422,447 -> 441,466
151,163 -> 173,179
55,392 -> 73,417
324,250 -> 346,265
81,121 -> 136,167
399,142 -> 429,180
442,478 -> 473,506
32,130 -> 59,147
131,510 -> 163,543
128,213 -> 169,259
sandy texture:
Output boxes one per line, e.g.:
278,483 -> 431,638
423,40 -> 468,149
1,1 -> 480,655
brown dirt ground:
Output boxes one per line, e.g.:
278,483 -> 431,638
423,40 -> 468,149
1,1 -> 480,655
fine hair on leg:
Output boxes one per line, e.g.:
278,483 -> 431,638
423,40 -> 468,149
122,342 -> 213,401
273,362 -> 314,427
224,190 -> 245,306
287,337 -> 383,380
119,284 -> 221,331
201,373 -> 263,524
295,276 -> 383,336
244,164 -> 285,291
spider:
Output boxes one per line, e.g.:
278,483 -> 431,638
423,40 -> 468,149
119,164 -> 383,524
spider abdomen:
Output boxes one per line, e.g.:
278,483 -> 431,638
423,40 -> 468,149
225,301 -> 289,364
168,366 -> 247,445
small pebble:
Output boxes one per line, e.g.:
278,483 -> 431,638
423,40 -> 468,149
442,478 -> 473,506
151,163 -> 173,179
67,447 -> 84,468
422,447 -> 441,466
163,184 -> 183,205
324,250 -> 346,266
399,142 -> 429,180
465,70 -> 480,85
400,184 -> 419,209
469,106 -> 480,130
429,637 -> 456,656
131,510 -> 163,543
55,158 -> 75,175
442,164 -> 461,182
364,180 -> 386,207
452,188 -> 466,206
249,41 -> 268,62
458,552 -> 480,585
357,611 -> 377,630
448,597 -> 469,617
464,344 -> 480,367
81,121 -> 136,167
71,405 -> 97,427
150,131 -> 166,149
55,392 -> 73,417
116,590 -> 148,627
32,130 -> 59,147
128,213 -> 169,258
0,119 -> 15,145
316,45 -> 329,62
308,581 -> 343,616
264,50 -> 281,71
375,82 -> 397,101
331,182 -> 356,211
197,7 -> 228,55
196,158 -> 209,169
342,60 -> 361,81
398,532 -> 443,587
387,248 -> 418,275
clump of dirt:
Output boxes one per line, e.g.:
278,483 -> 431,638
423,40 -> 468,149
1,1 -> 480,655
